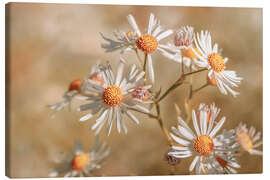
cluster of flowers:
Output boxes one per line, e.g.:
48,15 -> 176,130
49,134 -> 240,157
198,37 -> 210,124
49,13 -> 262,176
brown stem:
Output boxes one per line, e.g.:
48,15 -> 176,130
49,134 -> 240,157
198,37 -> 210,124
192,83 -> 209,94
127,107 -> 158,119
184,68 -> 207,76
155,103 -> 173,145
156,68 -> 207,103
143,53 -> 148,72
156,75 -> 186,103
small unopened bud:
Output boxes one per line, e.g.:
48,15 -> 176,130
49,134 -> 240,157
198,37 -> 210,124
68,79 -> 82,92
131,87 -> 151,102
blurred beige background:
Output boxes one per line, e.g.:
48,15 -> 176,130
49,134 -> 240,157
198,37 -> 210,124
6,3 -> 262,178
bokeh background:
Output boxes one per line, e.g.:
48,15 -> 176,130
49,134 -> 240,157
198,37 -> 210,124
6,3 -> 262,178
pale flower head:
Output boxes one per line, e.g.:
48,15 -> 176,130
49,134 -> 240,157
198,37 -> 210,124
236,122 -> 262,155
49,137 -> 110,177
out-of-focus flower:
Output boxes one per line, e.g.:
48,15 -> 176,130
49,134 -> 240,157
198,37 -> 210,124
127,13 -> 174,83
100,30 -> 137,54
192,30 -> 242,97
168,104 -> 234,174
48,63 -> 105,115
78,59 -> 152,135
236,123 -> 262,155
49,137 -> 110,177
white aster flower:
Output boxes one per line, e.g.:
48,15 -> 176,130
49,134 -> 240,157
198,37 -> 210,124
192,30 -> 243,97
100,30 -> 137,54
127,13 -> 173,83
49,138 -> 110,177
236,122 -> 262,155
49,62 -> 104,116
168,103 -> 231,174
78,59 -> 152,135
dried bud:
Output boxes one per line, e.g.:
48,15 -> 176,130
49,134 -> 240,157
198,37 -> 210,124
68,79 -> 82,92
164,148 -> 181,166
131,87 -> 151,102
174,26 -> 194,48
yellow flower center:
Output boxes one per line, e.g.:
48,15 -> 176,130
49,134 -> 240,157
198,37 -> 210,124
71,153 -> 90,170
102,85 -> 123,107
237,132 -> 253,151
136,34 -> 158,54
193,135 -> 214,156
215,156 -> 228,168
183,48 -> 201,59
68,79 -> 82,92
207,53 -> 225,72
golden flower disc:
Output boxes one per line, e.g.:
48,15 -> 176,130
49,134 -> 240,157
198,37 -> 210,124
102,85 -> 123,107
207,53 -> 225,73
193,135 -> 214,156
136,34 -> 158,54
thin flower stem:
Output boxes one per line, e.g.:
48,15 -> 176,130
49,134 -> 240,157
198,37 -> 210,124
127,107 -> 158,119
184,68 -> 207,76
156,68 -> 207,103
192,83 -> 209,94
154,103 -> 173,145
185,66 -> 194,125
143,53 -> 148,72
156,75 -> 186,103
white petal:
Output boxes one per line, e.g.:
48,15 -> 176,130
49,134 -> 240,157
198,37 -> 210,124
170,133 -> 190,146
156,29 -> 173,41
115,59 -> 125,86
106,108 -> 114,136
147,55 -> 155,83
177,116 -> 195,137
91,109 -> 108,130
148,13 -> 155,34
126,14 -> 141,37
178,126 -> 195,140
209,117 -> 226,137
189,156 -> 199,172
192,110 -> 201,136
116,108 -> 122,133
80,113 -> 93,122
171,146 -> 190,151
126,110 -> 139,124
